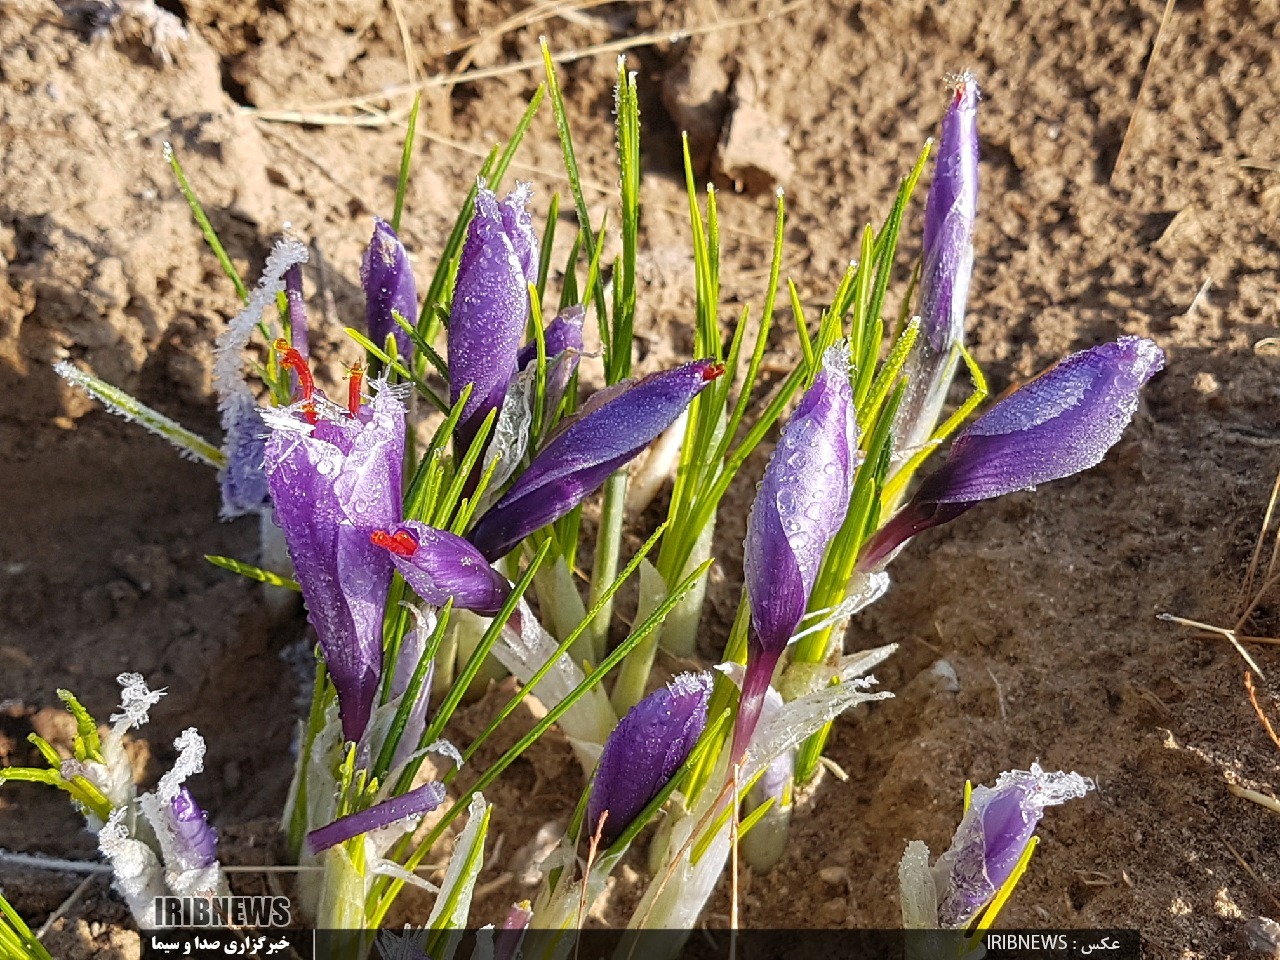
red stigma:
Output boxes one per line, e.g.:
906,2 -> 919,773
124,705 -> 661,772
347,362 -> 365,419
274,338 -> 316,404
371,529 -> 417,558
702,362 -> 726,382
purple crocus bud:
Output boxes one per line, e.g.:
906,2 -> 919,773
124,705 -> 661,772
732,345 -> 859,761
361,217 -> 418,361
307,781 -> 447,854
517,304 -> 586,415
371,520 -> 511,616
467,359 -> 724,562
264,374 -> 404,742
862,336 -> 1164,570
448,184 -> 536,456
170,786 -> 218,870
895,73 -> 980,456
933,763 -> 1093,928
587,672 -> 712,846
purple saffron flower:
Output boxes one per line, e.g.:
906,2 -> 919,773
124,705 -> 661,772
371,520 -> 512,616
264,367 -> 404,742
361,217 -> 419,361
448,184 -> 537,455
896,73 -> 980,455
170,786 -> 218,870
467,359 -> 724,562
306,781 -> 447,854
933,764 -> 1093,928
732,346 -> 859,761
587,672 -> 712,845
517,304 -> 586,416
862,336 -> 1164,569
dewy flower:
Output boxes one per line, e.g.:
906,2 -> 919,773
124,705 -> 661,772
264,365 -> 404,742
467,359 -> 724,561
930,763 -> 1094,928
895,72 -> 980,457
862,336 -> 1164,569
448,183 -> 539,454
587,672 -> 711,845
371,520 -> 512,616
732,345 -> 859,760
361,217 -> 419,361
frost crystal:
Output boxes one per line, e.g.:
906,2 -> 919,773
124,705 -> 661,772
109,673 -> 165,732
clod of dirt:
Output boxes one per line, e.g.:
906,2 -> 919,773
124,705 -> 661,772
659,37 -> 732,174
714,74 -> 794,194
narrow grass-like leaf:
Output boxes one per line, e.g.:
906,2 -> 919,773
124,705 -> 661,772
371,600 -> 454,784
391,94 -> 422,233
164,143 -> 249,305
392,308 -> 449,380
54,362 -> 226,468
0,888 -> 54,960
536,192 -> 560,304
541,40 -> 609,352
205,555 -> 301,591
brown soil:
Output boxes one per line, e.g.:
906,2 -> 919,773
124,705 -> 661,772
3,0 -> 1280,957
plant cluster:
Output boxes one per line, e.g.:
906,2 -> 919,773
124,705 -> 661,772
3,53 -> 1164,955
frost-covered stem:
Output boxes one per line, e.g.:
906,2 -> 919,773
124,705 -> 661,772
583,470 -> 628,662
53,362 -> 225,468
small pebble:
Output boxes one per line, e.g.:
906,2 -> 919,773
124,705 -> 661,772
818,866 -> 847,885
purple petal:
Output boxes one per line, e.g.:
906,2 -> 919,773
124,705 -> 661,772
306,781 -> 447,854
496,901 -> 533,960
517,305 -> 586,418
264,388 -> 405,741
734,347 -> 858,759
361,217 -> 418,361
285,261 -> 309,360
587,672 -> 712,845
170,786 -> 218,870
516,304 -> 586,370
448,186 -> 530,455
921,73 -> 979,355
933,764 -> 1093,928
219,393 -> 271,518
372,520 -> 512,616
499,183 -> 540,284
862,336 -> 1164,569
895,74 -> 979,455
467,360 -> 722,561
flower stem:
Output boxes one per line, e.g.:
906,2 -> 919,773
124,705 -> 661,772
583,470 -> 627,662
